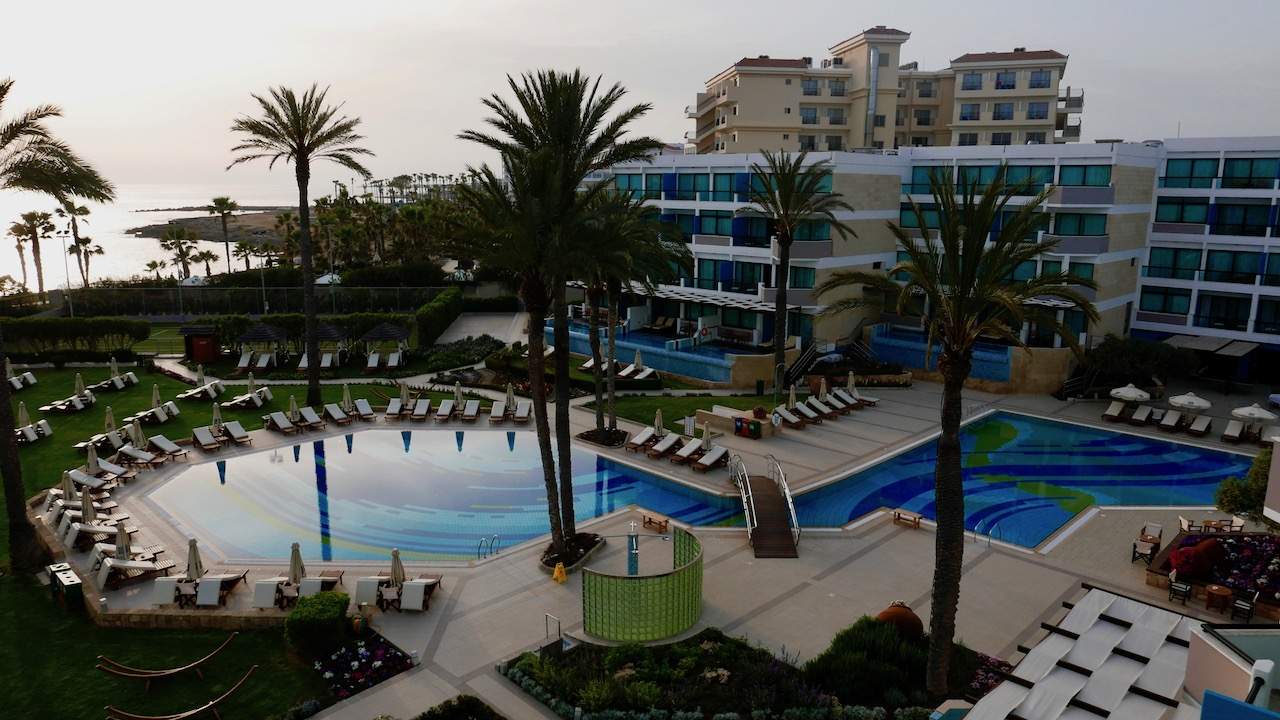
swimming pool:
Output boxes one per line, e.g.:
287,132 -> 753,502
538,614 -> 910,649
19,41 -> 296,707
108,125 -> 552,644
148,429 -> 740,561
793,412 -> 1254,548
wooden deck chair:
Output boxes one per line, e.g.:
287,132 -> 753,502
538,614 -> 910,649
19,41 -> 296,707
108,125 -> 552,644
235,350 -> 252,373
298,406 -> 326,430
263,412 -> 297,435
1103,401 -> 1125,421
670,440 -> 703,465
692,445 -> 729,472
793,401 -> 821,423
773,406 -> 805,429
646,433 -> 682,459
1159,410 -> 1182,431
461,400 -> 480,422
434,399 -> 455,421
1221,420 -> 1244,443
354,398 -> 375,420
323,403 -> 353,425
149,435 -> 190,460
254,351 -> 273,370
1187,414 -> 1212,436
296,354 -> 308,371
617,363 -> 637,379
384,398 -> 403,420
221,421 -> 252,445
624,427 -> 656,452
633,367 -> 656,380
806,397 -> 839,419
1128,405 -> 1153,426
192,426 -> 223,450
513,400 -> 531,423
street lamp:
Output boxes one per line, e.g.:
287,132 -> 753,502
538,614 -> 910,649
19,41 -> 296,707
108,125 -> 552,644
56,228 -> 75,317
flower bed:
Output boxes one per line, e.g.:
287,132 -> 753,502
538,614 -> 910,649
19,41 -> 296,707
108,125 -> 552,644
1169,533 -> 1280,601
314,633 -> 414,700
968,653 -> 1014,698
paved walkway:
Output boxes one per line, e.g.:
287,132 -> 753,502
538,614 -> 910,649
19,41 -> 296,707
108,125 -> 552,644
436,312 -> 528,345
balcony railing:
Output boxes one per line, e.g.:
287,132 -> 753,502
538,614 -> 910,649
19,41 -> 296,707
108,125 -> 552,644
1158,177 -> 1216,188
1193,314 -> 1249,332
829,87 -> 846,97
1210,223 -> 1269,237
801,116 -> 819,125
1218,177 -> 1280,189
827,116 -> 847,125
802,86 -> 820,96
915,117 -> 934,126
1255,320 -> 1280,335
1142,265 -> 1280,286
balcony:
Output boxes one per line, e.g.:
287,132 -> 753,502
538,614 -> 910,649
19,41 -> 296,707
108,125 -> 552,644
1218,177 -> 1280,190
688,233 -> 732,248
1157,177 -> 1216,189
1058,87 -> 1084,113
801,116 -> 819,125
1048,185 -> 1116,205
686,121 -> 717,142
827,116 -> 848,126
1210,223 -> 1269,238
761,286 -> 816,306
829,86 -> 846,97
1141,266 -> 1280,287
1193,314 -> 1250,332
1151,221 -> 1207,235
1043,233 -> 1109,254
773,238 -> 833,259
1134,310 -> 1188,327
1057,122 -> 1082,141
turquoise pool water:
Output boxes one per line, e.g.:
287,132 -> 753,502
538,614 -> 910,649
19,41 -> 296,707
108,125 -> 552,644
793,412 -> 1254,547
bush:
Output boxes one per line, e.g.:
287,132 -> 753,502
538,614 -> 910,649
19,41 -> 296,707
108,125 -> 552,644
413,694 -> 505,719
342,262 -> 447,287
1,316 -> 150,354
284,591 -> 350,657
1217,448 -> 1274,524
462,295 -> 520,313
416,287 -> 463,347
1077,334 -> 1198,388
419,335 -> 507,373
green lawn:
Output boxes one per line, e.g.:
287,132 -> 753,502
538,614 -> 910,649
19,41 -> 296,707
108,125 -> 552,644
131,323 -> 186,354
0,575 -> 330,719
586,394 -> 770,434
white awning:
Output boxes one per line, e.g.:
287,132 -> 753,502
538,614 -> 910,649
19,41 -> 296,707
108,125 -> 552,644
568,280 -> 796,312
1216,340 -> 1259,357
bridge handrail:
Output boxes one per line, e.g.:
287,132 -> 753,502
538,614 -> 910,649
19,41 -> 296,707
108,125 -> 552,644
730,454 -> 757,543
765,454 -> 801,547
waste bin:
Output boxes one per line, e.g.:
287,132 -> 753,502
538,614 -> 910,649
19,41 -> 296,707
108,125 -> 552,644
755,380 -> 765,396
748,420 -> 762,439
733,417 -> 745,437
46,563 -> 71,600
54,569 -> 83,611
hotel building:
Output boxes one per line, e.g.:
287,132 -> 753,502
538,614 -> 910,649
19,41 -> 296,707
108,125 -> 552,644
685,26 -> 1083,153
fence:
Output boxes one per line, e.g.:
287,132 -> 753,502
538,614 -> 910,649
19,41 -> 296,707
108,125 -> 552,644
62,286 -> 447,317
581,528 -> 704,642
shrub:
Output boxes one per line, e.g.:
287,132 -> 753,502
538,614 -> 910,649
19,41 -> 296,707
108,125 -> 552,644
891,709 -> 932,720
342,262 -> 447,287
414,694 -> 506,719
579,679 -> 620,712
1216,448 -> 1274,524
419,335 -> 506,373
625,681 -> 663,708
284,591 -> 350,657
1,316 -> 150,354
416,287 -> 463,347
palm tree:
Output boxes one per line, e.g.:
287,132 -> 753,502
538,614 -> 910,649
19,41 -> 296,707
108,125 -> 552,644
7,225 -> 29,289
229,84 -> 373,406
159,226 -> 198,278
747,150 -> 856,378
208,196 -> 240,273
55,201 -> 90,263
144,259 -> 167,280
459,69 -> 661,556
67,235 -> 103,287
9,212 -> 55,296
814,165 -> 1098,697
272,211 -> 298,266
232,241 -> 255,271
192,249 -> 220,277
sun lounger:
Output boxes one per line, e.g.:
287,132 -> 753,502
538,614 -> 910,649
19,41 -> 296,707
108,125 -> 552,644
118,445 -> 162,468
16,425 -> 37,443
434,399 -> 455,421
355,577 -> 383,606
20,371 -> 35,385
235,350 -> 253,372
410,398 -> 431,421
149,435 -> 190,460
624,427 -> 656,452
297,354 -> 308,371
147,406 -> 170,424
514,400 -> 531,423
252,577 -> 288,609
774,406 -> 805,429
387,351 -> 401,369
646,433 -> 681,459
1103,401 -> 1126,422
298,406 -> 326,430
400,577 -> 440,612
1159,410 -> 1182,431
385,398 -> 403,420
831,388 -> 860,408
633,367 -> 656,381
793,402 -> 821,423
692,445 -> 729,472
1222,420 -> 1244,443
89,541 -> 161,570
324,403 -> 353,425
192,425 -> 224,450
365,353 -> 380,372
1187,414 -> 1212,437
320,352 -> 333,369
1128,405 -> 1153,426
579,357 -> 596,371
851,387 -> 879,406
221,420 -> 252,445
162,401 -> 180,417
461,400 -> 480,422
99,458 -> 140,480
617,364 -> 637,379
824,394 -> 851,413
806,397 -> 839,419
670,440 -> 703,465
97,557 -> 176,590
111,376 -> 126,390
7,376 -> 21,391
488,401 -> 507,424
354,398 -> 375,420
254,352 -> 273,370
68,468 -> 109,490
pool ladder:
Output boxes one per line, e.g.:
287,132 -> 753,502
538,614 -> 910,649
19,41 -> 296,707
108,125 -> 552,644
973,518 -> 1003,547
477,534 -> 501,559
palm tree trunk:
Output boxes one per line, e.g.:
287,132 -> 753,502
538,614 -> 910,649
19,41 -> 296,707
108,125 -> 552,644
586,284 -> 605,432
552,283 -> 577,542
0,326 -> 48,573
926,350 -> 971,698
606,279 -> 619,430
522,281 -> 566,557
773,238 -> 791,386
222,216 -> 232,274
296,164 -> 322,407
31,236 -> 44,298
244,253 -> 251,272
15,244 -> 28,289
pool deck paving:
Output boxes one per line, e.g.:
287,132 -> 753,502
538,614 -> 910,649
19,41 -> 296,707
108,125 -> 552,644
38,378 -> 1268,719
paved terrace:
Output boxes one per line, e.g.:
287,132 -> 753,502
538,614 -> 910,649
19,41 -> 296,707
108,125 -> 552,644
34,380 -> 1267,719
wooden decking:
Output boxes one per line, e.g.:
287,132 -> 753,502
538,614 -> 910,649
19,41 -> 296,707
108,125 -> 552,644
744,474 -> 798,558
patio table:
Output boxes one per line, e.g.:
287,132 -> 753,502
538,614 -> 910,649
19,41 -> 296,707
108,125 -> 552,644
1206,584 -> 1232,613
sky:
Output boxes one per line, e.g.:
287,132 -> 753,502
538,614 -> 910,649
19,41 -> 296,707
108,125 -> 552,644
4,0 -> 1280,191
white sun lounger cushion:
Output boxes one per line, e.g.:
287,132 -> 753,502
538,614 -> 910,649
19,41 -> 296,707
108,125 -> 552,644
252,578 -> 287,609
385,399 -> 402,418
674,441 -> 701,459
299,577 -> 325,597
355,398 -> 374,418
489,401 -> 506,421
794,403 -> 819,419
649,434 -> 680,454
367,353 -> 379,368
320,353 -> 333,369
412,399 -> 431,418
354,577 -> 382,606
196,578 -> 223,607
68,468 -> 106,489
151,576 -> 180,607
462,400 -> 480,418
400,579 -> 430,611
435,400 -> 454,419
633,367 -> 655,380
514,400 -> 531,420
297,355 -> 308,370
21,371 -> 36,384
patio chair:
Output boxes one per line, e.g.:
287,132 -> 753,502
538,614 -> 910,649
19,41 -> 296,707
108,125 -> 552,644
323,403 -> 353,425
670,440 -> 703,465
365,352 -> 380,373
7,376 -> 21,391
354,398 -> 375,420
1260,425 -> 1280,447
299,577 -> 325,597
1231,590 -> 1260,622
434,399 -> 456,421
773,406 -> 805,429
68,467 -> 110,490
410,398 -> 432,422
793,402 -> 821,423
16,425 -> 38,443
148,435 -> 189,461
461,400 -> 480,422
252,352 -> 271,370
384,398 -> 402,420
263,412 -> 298,435
354,577 -> 383,606
319,569 -> 345,590
806,397 -> 839,420
1187,414 -> 1212,437
221,421 -> 253,446
692,445 -> 730,473
513,400 -> 531,423
1167,571 -> 1192,605
1158,410 -> 1182,432
1131,540 -> 1157,565
1222,420 -> 1245,443
1103,401 -> 1126,422
99,458 -> 140,481
824,393 -> 851,413
192,426 -> 223,451
400,576 -> 441,612
296,354 -> 308,371
642,316 -> 667,332
488,401 -> 507,424
1228,515 -> 1247,532
1178,515 -> 1202,534
251,578 -> 288,610
1128,405 -> 1153,426
387,351 -> 401,370
646,433 -> 682,459
298,406 -> 326,430
624,427 -> 656,452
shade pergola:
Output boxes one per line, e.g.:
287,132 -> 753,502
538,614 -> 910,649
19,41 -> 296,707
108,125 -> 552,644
566,279 -> 797,312
313,324 -> 347,342
238,323 -> 288,347
359,322 -> 411,344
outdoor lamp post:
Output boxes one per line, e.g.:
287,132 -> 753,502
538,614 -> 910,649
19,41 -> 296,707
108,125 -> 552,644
627,520 -> 639,576
57,228 -> 75,317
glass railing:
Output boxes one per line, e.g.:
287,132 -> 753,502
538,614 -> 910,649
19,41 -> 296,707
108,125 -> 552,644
1218,177 -> 1279,190
1210,223 -> 1269,237
827,117 -> 848,125
733,237 -> 771,248
1158,177 -> 1215,188
829,88 -> 846,97
1193,314 -> 1249,331
1142,266 -> 1280,285
721,281 -> 760,295
1141,266 -> 1199,281
1255,320 -> 1280,335
688,278 -> 717,291
801,118 -> 819,125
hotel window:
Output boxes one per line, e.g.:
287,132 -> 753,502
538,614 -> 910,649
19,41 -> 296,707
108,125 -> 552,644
798,135 -> 817,151
829,80 -> 846,96
1029,70 -> 1051,88
895,109 -> 905,127
1154,197 -> 1209,224
995,71 -> 1017,89
1064,309 -> 1088,340
991,132 -> 1012,146
801,79 -> 820,96
699,210 -> 733,236
899,203 -> 940,229
917,80 -> 934,98
1213,203 -> 1270,237
957,165 -> 999,189
827,108 -> 847,125
1006,165 -> 1055,194
789,311 -> 814,341
1139,286 -> 1191,315
721,307 -> 756,330
1068,261 -> 1095,281
1222,158 -> 1279,189
1204,249 -> 1262,283
878,52 -> 891,67
1162,158 -> 1218,188
1195,293 -> 1251,330
999,208 -> 1049,238
671,211 -> 697,235
960,103 -> 980,121
1266,255 -> 1280,285
732,261 -> 767,292
1041,259 -> 1062,276
1026,101 -> 1050,120
1008,260 -> 1037,282
800,107 -> 818,125
914,109 -> 932,126
1026,131 -> 1047,144
1054,213 -> 1107,236
1146,248 -> 1201,280
795,220 -> 831,240
962,72 -> 983,90
826,136 -> 844,151
1058,165 -> 1111,186
908,166 -> 945,193
789,266 -> 816,289
711,173 -> 734,201
696,258 -> 717,288
958,133 -> 978,146
614,174 -> 643,199
992,103 -> 1014,120
873,114 -> 885,127
645,174 -> 662,199
911,136 -> 929,147
676,173 -> 709,200
1257,299 -> 1280,333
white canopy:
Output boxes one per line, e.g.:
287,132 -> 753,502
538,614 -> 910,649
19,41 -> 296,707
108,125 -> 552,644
1109,384 -> 1150,403
1232,403 -> 1277,421
1168,392 -> 1211,411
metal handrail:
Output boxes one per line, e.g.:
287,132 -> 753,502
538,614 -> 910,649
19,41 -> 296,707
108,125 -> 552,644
766,454 -> 801,548
730,454 -> 757,544
477,534 -> 501,559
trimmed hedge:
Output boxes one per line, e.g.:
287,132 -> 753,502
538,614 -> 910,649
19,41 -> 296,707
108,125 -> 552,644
285,591 -> 350,658
416,287 -> 463,347
1,316 -> 150,354
342,262 -> 447,287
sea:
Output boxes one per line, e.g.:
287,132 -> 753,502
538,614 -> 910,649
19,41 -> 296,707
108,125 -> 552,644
0,183 -> 306,286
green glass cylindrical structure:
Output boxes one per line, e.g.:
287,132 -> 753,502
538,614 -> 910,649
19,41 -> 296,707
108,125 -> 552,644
581,528 -> 703,642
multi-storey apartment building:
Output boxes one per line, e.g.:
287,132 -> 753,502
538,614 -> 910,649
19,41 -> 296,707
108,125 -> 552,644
685,26 -> 1084,153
